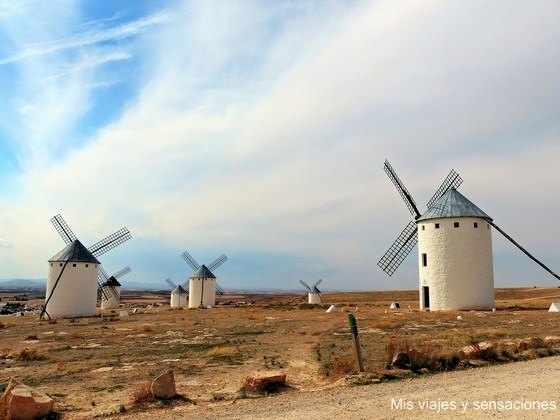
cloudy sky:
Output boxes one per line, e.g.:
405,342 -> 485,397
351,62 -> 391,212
1,0 -> 560,291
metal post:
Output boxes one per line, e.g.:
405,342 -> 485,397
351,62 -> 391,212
348,313 -> 364,372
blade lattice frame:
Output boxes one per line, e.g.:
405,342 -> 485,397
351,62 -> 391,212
181,251 -> 200,271
215,283 -> 225,296
51,214 -> 77,245
383,160 -> 421,219
299,279 -> 311,291
113,266 -> 131,279
208,254 -> 228,271
377,221 -> 418,276
166,278 -> 177,289
426,169 -> 463,209
89,228 -> 131,257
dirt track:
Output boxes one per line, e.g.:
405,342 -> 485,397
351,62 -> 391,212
124,356 -> 560,419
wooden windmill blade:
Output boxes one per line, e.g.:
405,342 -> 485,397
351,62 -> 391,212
383,160 -> 421,219
89,227 -> 131,257
299,280 -> 312,292
426,169 -> 463,210
51,214 -> 77,245
215,283 -> 225,296
377,221 -> 418,276
113,266 -> 131,279
165,278 -> 177,289
208,254 -> 228,271
181,251 -> 200,271
180,279 -> 190,294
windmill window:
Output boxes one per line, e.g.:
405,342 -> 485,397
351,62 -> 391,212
72,263 -> 76,267
487,224 -> 490,229
59,263 -> 63,267
421,225 -> 425,231
50,263 -> 53,266
474,222 -> 478,228
422,253 -> 427,267
454,222 -> 460,228
435,223 -> 440,229
85,264 -> 88,267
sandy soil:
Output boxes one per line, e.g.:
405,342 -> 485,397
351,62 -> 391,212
123,356 -> 560,419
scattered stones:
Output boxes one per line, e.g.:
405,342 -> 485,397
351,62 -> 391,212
0,378 -> 54,420
151,369 -> 177,399
544,336 -> 560,347
517,337 -> 546,351
243,372 -> 286,393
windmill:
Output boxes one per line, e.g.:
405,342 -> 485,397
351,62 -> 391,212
42,214 -> 131,319
165,278 -> 188,308
99,266 -> 132,309
378,160 -> 560,311
300,279 -> 322,304
181,250 -> 227,308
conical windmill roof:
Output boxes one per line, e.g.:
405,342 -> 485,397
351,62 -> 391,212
49,239 -> 100,263
102,276 -> 121,287
418,188 -> 492,222
190,264 -> 216,279
172,284 -> 187,294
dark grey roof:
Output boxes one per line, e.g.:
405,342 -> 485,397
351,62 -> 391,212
49,239 -> 100,263
172,284 -> 187,294
102,276 -> 121,287
190,264 -> 216,279
418,188 -> 492,222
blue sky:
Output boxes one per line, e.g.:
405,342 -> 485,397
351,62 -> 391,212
1,0 -> 560,291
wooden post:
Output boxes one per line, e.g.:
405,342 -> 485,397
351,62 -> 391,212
348,313 -> 364,372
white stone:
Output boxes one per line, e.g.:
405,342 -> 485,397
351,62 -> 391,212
549,302 -> 560,312
119,311 -> 129,317
326,305 -> 337,313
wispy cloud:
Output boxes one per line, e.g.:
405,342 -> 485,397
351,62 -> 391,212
0,10 -> 170,65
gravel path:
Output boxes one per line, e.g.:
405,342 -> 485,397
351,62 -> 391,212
124,356 -> 560,419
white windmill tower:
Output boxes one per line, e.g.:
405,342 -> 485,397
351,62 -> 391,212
181,251 -> 227,308
165,279 -> 188,308
99,266 -> 132,309
42,214 -> 131,319
378,160 -> 560,311
300,279 -> 323,304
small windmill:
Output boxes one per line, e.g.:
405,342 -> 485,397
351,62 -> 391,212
165,278 -> 188,308
99,266 -> 132,309
42,214 -> 131,319
378,160 -> 560,310
300,279 -> 322,304
181,250 -> 227,308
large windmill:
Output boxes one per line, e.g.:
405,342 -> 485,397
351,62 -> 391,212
99,266 -> 132,309
300,279 -> 322,304
181,251 -> 227,308
42,214 -> 131,319
377,160 -> 560,311
165,278 -> 188,308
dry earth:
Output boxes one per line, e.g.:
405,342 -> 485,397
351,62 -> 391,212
1,287 -> 560,418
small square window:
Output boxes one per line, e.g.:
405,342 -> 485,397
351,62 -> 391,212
59,263 -> 63,267
474,222 -> 478,228
72,263 -> 76,267
454,222 -> 460,228
435,223 -> 440,229
50,263 -> 53,266
422,253 -> 427,267
421,225 -> 425,231
487,224 -> 490,229
85,264 -> 88,268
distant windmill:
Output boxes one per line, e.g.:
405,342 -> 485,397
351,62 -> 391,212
99,266 -> 132,309
300,279 -> 322,304
181,251 -> 227,308
165,278 -> 188,308
42,214 -> 131,319
378,160 -> 560,311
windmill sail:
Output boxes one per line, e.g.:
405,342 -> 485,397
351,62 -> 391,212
383,160 -> 421,219
426,169 -> 463,210
208,254 -> 228,271
181,251 -> 200,271
377,221 -> 418,276
89,228 -> 131,257
51,214 -> 77,245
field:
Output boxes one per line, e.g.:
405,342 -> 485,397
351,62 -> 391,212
1,287 -> 560,418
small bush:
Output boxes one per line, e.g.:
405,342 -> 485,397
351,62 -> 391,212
331,356 -> 355,376
372,320 -> 394,329
207,346 -> 239,357
385,339 -> 396,369
69,332 -> 83,339
476,328 -> 507,338
139,325 -> 153,333
25,334 -> 39,340
16,348 -> 47,361
131,382 -> 153,405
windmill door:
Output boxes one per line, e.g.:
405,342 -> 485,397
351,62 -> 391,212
423,286 -> 430,309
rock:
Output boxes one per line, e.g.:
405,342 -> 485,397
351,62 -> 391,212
544,336 -> 560,347
119,311 -> 129,317
391,349 -> 422,369
0,378 -> 54,420
243,372 -> 286,392
150,369 -> 177,399
457,341 -> 494,359
517,337 -> 546,352
418,368 -> 430,375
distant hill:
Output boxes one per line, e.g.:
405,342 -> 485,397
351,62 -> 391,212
0,279 -> 45,288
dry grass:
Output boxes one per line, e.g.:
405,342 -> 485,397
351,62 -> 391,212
0,322 -> 6,329
16,348 -> 47,361
25,334 -> 39,340
330,356 -> 356,376
68,332 -> 83,339
138,325 -> 153,333
371,320 -> 394,329
207,346 -> 239,357
130,382 -> 153,405
384,339 -> 397,369
475,328 -> 508,337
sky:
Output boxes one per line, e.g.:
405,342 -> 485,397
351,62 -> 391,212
1,0 -> 560,291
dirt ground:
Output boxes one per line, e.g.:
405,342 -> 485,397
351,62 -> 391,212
1,287 -> 560,418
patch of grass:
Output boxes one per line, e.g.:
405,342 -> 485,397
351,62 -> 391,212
475,328 -> 508,337
68,332 -> 83,339
130,382 -> 153,405
25,334 -> 39,340
16,348 -> 47,361
138,325 -> 153,333
385,339 -> 397,369
372,320 -> 394,329
207,346 -> 239,357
